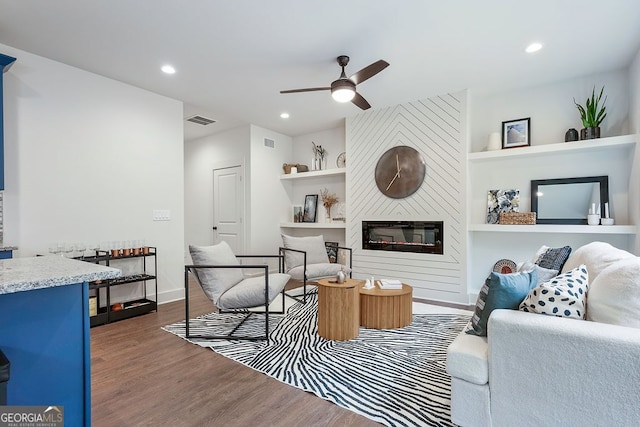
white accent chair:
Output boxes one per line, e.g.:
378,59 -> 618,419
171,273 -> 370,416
186,241 -> 290,341
279,234 -> 352,302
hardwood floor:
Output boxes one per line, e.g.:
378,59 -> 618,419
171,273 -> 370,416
91,282 -> 380,426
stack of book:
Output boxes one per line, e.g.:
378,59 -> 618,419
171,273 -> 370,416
377,279 -> 403,290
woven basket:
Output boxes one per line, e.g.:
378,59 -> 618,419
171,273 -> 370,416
282,163 -> 309,174
499,212 -> 536,225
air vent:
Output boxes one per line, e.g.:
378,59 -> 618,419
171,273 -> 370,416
186,115 -> 216,126
264,138 -> 275,148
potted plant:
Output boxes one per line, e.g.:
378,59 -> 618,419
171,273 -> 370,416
574,86 -> 607,140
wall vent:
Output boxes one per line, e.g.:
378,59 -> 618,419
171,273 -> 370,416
186,115 -> 216,126
264,138 -> 275,148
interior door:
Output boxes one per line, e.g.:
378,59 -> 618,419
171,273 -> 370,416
213,165 -> 244,254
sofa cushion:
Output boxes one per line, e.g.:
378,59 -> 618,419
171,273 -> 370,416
587,257 -> 640,328
519,264 -> 589,319
534,245 -> 572,272
467,270 -> 537,336
447,326 -> 489,385
561,241 -> 634,280
518,261 -> 558,285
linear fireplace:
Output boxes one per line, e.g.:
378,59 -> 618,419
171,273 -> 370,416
362,220 -> 444,254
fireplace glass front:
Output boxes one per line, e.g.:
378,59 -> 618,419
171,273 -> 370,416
362,220 -> 443,254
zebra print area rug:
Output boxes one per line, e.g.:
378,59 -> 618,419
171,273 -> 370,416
163,293 -> 470,427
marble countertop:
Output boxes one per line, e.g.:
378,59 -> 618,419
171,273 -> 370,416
0,255 -> 121,295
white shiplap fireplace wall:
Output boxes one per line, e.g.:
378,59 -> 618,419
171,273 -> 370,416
346,90 -> 468,303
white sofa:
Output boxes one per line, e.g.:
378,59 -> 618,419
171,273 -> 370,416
447,242 -> 640,427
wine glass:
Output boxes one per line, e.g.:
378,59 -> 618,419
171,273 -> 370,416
62,243 -> 74,258
75,243 -> 87,259
49,243 -> 62,256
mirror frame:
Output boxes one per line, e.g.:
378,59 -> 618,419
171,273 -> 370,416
531,176 -> 609,224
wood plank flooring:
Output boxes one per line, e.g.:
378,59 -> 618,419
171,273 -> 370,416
91,282 -> 380,426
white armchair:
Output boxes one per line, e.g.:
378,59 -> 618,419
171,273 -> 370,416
279,234 -> 352,302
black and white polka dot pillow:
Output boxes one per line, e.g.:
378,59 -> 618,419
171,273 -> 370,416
519,264 -> 589,319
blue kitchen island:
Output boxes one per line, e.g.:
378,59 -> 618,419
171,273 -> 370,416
0,256 -> 120,426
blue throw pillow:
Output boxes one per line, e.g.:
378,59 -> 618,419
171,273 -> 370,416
467,270 -> 538,337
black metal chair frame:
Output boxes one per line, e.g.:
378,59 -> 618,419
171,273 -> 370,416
278,244 -> 352,303
185,254 -> 286,341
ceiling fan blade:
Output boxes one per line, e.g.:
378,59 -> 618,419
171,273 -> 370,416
349,60 -> 389,85
280,87 -> 330,94
351,92 -> 371,110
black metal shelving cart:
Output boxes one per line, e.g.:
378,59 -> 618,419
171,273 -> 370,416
81,247 -> 158,326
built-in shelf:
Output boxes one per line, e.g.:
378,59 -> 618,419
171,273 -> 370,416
280,222 -> 347,229
468,224 -> 637,234
468,134 -> 637,162
280,168 -> 345,180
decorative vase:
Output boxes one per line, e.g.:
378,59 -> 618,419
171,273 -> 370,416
336,269 -> 346,284
324,206 -> 332,223
565,128 -> 579,142
580,127 -> 600,140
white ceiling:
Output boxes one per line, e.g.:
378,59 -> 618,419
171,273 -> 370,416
1,1 -> 639,141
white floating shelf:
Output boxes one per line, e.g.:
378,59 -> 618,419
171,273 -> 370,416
280,222 -> 347,229
468,223 -> 637,234
280,168 -> 345,180
468,134 -> 637,162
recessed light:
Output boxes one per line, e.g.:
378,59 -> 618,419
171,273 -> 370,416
161,64 -> 176,74
280,112 -> 290,119
525,43 -> 543,53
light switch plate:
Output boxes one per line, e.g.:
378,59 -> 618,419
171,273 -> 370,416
153,209 -> 171,221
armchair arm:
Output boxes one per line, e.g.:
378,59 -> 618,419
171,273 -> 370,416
278,246 -> 307,273
488,309 -> 640,426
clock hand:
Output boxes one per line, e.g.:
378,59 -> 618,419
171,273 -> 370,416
396,154 -> 400,175
386,170 -> 400,191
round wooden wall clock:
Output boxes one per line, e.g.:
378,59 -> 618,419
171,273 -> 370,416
374,146 -> 426,198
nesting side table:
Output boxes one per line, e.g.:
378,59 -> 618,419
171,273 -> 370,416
316,278 -> 361,341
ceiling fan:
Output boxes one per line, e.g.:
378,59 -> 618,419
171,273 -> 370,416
280,55 -> 389,110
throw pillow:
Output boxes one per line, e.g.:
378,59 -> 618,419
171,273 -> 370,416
561,241 -> 635,279
467,270 -> 538,337
189,242 -> 244,305
535,245 -> 572,272
281,234 -> 330,271
587,257 -> 640,329
518,261 -> 559,285
519,264 -> 589,319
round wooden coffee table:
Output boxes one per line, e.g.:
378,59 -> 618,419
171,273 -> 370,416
316,278 -> 361,341
359,283 -> 413,329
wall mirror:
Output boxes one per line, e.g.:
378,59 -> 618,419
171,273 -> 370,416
531,176 -> 609,224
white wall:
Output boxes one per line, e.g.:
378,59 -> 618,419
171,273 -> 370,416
249,125 -> 292,255
292,125 -> 346,170
470,68 -> 629,152
628,47 -> 640,253
183,125 -> 250,253
1,44 -> 185,303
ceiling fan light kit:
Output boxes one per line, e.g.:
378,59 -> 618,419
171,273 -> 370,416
331,80 -> 356,102
281,55 -> 389,110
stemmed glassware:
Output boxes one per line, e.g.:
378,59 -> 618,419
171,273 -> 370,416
49,243 -> 63,256
75,243 -> 87,259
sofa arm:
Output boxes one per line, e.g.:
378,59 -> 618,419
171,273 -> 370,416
488,309 -> 640,427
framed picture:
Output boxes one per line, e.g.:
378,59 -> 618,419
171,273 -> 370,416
292,205 -> 303,223
487,189 -> 520,224
325,241 -> 338,263
302,194 -> 318,223
502,117 -> 530,149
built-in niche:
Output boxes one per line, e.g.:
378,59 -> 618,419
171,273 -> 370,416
531,176 -> 609,224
